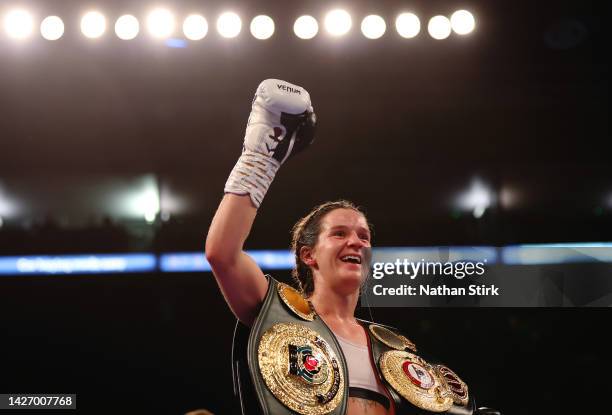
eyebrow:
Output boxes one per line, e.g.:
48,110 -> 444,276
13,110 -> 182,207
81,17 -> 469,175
328,225 -> 371,235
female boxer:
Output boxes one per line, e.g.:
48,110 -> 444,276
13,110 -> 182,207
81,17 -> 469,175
206,79 -> 390,414
206,80 -> 492,415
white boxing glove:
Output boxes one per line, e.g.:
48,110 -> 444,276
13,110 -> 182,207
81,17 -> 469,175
225,79 -> 317,208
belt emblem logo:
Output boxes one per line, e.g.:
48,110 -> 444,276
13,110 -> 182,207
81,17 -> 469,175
402,361 -> 435,389
289,344 -> 329,385
435,365 -> 469,406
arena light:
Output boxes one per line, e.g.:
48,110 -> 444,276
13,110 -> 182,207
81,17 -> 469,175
395,13 -> 420,38
451,10 -> 475,35
250,15 -> 274,40
0,186 -> 18,219
144,211 -> 156,223
4,9 -> 34,39
183,14 -> 208,40
361,15 -> 386,39
293,15 -> 318,39
133,187 -> 159,223
81,11 -> 106,39
40,16 -> 64,40
499,187 -> 519,209
501,244 -> 612,266
146,8 -> 175,39
0,254 -> 157,275
457,179 -> 494,219
324,9 -> 352,37
428,15 -> 451,40
115,15 -> 139,40
217,12 -> 241,38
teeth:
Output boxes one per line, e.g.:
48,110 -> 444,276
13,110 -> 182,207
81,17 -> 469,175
341,255 -> 361,264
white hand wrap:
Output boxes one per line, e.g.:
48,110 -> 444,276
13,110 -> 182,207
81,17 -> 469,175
224,150 -> 281,208
225,79 -> 313,208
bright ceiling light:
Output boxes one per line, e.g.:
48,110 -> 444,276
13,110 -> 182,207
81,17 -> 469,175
142,187 -> 160,222
324,9 -> 352,36
457,179 -> 494,219
294,15 -> 318,39
115,15 -> 139,40
40,16 -> 64,40
144,211 -> 156,223
361,15 -> 386,39
428,15 -> 451,40
4,9 -> 34,39
81,11 -> 106,39
217,12 -> 241,38
250,15 -> 274,40
123,177 -> 160,223
0,186 -> 19,218
395,13 -> 420,38
451,10 -> 475,35
146,8 -> 175,39
183,14 -> 208,40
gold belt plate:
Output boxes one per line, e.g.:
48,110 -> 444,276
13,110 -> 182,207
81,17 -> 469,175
277,282 -> 315,321
258,323 -> 345,415
434,365 -> 469,406
369,324 -> 417,352
379,350 -> 454,412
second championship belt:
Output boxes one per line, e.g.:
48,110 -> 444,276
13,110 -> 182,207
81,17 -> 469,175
246,278 -> 348,415
363,322 -> 473,415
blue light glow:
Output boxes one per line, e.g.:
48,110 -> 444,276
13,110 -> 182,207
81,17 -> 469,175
159,249 -> 294,272
501,245 -> 612,265
165,38 -> 187,48
0,254 -> 156,275
1,244 -> 610,276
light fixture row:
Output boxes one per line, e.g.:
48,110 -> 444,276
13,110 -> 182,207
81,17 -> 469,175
2,9 -> 475,42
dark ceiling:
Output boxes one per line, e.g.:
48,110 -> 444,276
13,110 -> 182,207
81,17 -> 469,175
0,0 -> 609,248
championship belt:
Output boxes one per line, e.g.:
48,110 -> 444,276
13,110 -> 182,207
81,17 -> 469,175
362,322 -> 473,415
258,323 -> 344,414
233,279 -> 491,415
241,278 -> 348,415
379,350 -> 463,412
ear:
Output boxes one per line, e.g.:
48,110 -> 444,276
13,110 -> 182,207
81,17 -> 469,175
299,245 -> 317,267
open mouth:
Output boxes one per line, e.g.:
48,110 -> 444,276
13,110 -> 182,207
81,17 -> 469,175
340,255 -> 361,264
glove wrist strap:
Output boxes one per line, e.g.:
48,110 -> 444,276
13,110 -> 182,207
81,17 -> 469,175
224,150 -> 281,208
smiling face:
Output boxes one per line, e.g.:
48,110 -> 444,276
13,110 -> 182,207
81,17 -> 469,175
300,208 -> 372,295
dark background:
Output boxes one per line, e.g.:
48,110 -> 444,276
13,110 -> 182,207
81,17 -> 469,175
0,1 -> 609,414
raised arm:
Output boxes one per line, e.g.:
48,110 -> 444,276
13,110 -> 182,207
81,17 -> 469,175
206,79 -> 317,326
206,194 -> 266,325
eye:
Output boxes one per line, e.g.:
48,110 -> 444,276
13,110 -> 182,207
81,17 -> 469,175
332,230 -> 346,237
360,234 -> 370,242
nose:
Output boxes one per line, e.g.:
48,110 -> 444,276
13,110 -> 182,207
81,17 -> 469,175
347,231 -> 366,248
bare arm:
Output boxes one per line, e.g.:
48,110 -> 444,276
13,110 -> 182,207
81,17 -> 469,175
205,79 -> 316,326
205,194 -> 268,326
